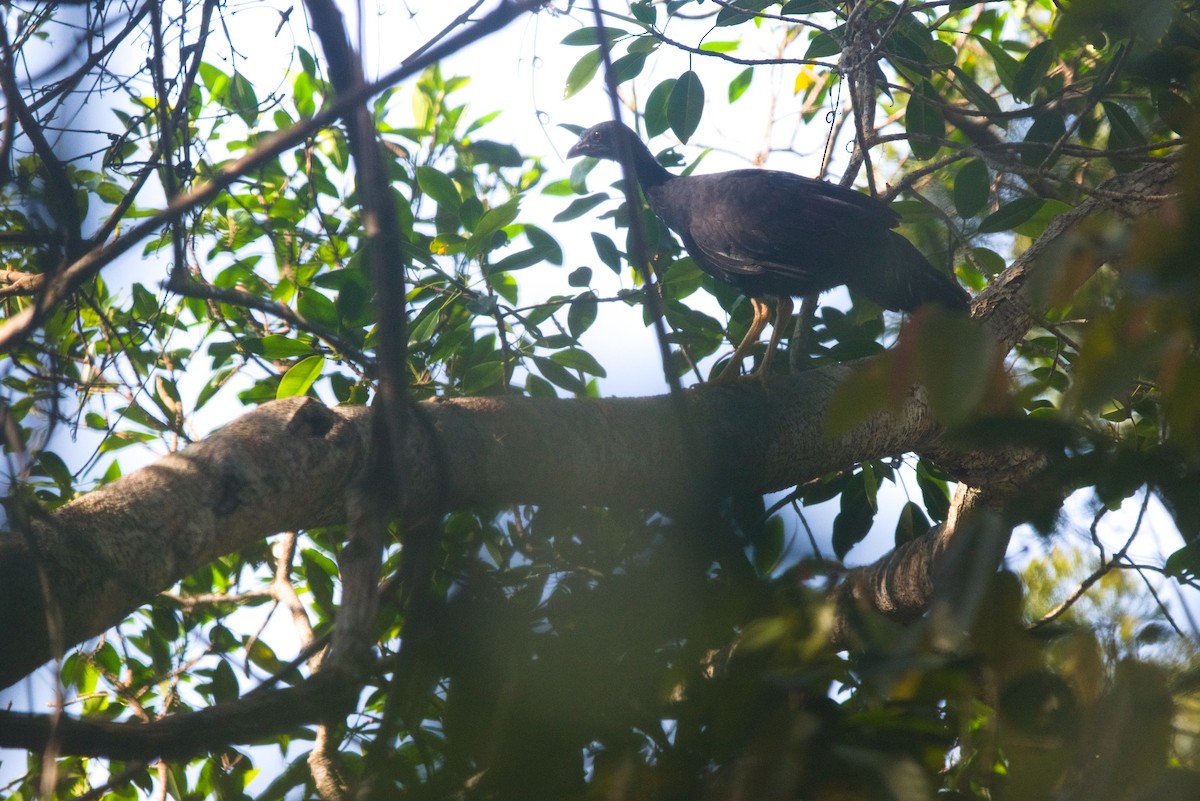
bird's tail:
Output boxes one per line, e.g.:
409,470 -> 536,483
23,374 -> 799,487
851,232 -> 970,313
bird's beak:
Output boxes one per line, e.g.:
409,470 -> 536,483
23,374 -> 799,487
566,139 -> 587,159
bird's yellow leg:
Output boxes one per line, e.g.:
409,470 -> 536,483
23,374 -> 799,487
755,295 -> 794,379
715,297 -> 772,382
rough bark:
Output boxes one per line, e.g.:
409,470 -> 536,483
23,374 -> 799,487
0,368 -> 940,688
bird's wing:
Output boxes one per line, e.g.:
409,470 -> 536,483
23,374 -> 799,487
655,171 -> 897,294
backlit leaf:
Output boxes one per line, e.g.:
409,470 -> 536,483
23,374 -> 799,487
564,48 -> 602,99
645,78 -> 677,137
668,70 -> 704,143
277,355 -> 324,399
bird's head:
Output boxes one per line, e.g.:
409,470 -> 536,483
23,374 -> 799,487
567,120 -> 638,161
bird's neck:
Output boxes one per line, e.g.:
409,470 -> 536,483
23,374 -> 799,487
626,143 -> 674,191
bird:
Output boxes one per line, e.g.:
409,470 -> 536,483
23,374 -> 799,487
566,120 -> 970,380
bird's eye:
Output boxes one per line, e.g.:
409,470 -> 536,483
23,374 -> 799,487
592,130 -> 601,139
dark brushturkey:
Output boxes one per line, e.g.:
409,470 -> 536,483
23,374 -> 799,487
568,121 -> 969,379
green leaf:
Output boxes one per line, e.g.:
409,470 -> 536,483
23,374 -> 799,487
298,289 -> 338,328
568,266 -> 593,287
895,501 -> 931,547
950,65 -> 1003,117
1013,199 -> 1071,239
561,26 -> 629,46
489,247 -> 548,274
409,304 -> 443,345
261,335 -> 315,358
534,356 -> 587,394
1165,541 -> 1200,580
525,225 -> 564,265
1103,100 -> 1147,153
229,71 -> 259,126
716,0 -> 773,26
752,515 -> 786,575
1013,40 -> 1056,102
610,51 -> 648,85
631,0 -> 656,25
196,367 -> 234,410
416,166 -> 461,209
564,48 -> 602,99
465,140 -> 524,167
117,403 -> 167,432
954,159 -> 990,218
209,659 -> 240,703
978,197 -> 1045,233
462,361 -> 504,394
1156,90 -> 1193,136
277,355 -> 325,399
645,78 -> 677,137
550,347 -> 607,377
805,28 -> 844,59
916,459 -> 951,522
832,472 -> 874,560
526,373 -> 558,398
668,70 -> 704,144
1021,111 -> 1066,167
468,196 -> 521,257
568,292 -> 598,338
906,83 -> 945,159
912,309 -> 1000,427
591,232 -> 622,273
976,37 -> 1021,96
554,193 -> 608,223
728,67 -> 753,103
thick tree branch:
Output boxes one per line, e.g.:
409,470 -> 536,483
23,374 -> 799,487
0,366 -> 944,690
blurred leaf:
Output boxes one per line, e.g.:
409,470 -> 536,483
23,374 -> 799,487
824,353 -> 898,437
728,68 -> 753,103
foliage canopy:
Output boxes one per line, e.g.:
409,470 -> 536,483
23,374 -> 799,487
1,0 -> 1199,799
